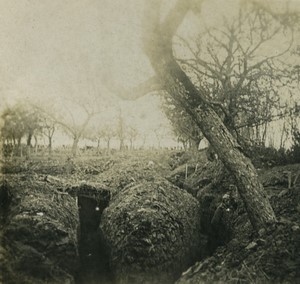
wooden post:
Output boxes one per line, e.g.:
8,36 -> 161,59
185,164 -> 188,180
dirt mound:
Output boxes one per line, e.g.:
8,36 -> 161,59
100,179 -> 204,284
167,158 -> 231,198
167,158 -> 241,252
259,163 -> 300,188
176,166 -> 300,284
97,152 -> 171,196
1,175 -> 79,284
1,158 -> 75,175
1,156 -> 113,177
177,221 -> 300,284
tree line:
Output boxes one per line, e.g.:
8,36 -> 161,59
0,99 -> 171,157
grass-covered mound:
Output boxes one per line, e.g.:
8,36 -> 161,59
100,179 -> 204,284
1,176 -> 79,284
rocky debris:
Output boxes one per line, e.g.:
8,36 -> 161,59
1,176 -> 80,284
100,180 -> 204,284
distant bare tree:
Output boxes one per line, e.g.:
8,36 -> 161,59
127,126 -> 139,150
102,126 -> 114,151
41,116 -> 56,155
116,110 -> 126,151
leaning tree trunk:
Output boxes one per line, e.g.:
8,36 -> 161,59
142,0 -> 276,232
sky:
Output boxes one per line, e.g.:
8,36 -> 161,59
1,0 -> 298,102
0,0 -> 299,148
0,0 -> 201,147
0,0 -> 169,146
0,0 -> 243,103
0,0 -> 148,101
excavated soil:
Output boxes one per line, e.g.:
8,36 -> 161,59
176,163 -> 300,284
100,180 -> 204,284
1,151 -> 300,284
0,175 -> 79,284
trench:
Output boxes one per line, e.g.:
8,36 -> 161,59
75,195 -> 112,284
1,178 -> 232,284
73,189 -> 233,284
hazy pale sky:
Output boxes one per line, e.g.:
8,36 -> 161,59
0,0 -> 299,149
0,0 -> 251,103
1,0 -> 298,103
0,0 -> 298,151
0,0 -> 173,146
0,0 -> 149,103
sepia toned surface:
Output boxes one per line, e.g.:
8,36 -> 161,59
1,1 -> 300,284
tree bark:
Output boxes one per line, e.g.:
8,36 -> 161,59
143,0 -> 276,232
34,135 -> 38,154
129,138 -> 133,150
72,137 -> 80,157
48,136 -> 52,155
27,132 -> 32,147
17,137 -> 22,157
96,138 -> 101,154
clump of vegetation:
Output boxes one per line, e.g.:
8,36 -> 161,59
248,145 -> 289,168
289,130 -> 300,163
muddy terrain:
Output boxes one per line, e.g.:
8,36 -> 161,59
1,150 -> 300,283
